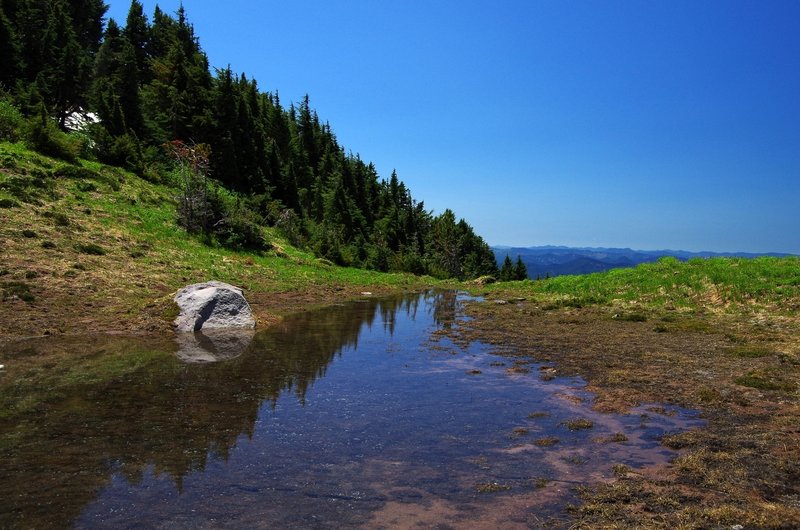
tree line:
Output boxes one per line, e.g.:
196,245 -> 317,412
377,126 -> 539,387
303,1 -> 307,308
0,0 -> 500,280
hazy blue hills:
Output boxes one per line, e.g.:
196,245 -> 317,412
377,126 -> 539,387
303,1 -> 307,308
492,246 -> 796,279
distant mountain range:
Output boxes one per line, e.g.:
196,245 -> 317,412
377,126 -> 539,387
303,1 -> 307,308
492,245 -> 796,279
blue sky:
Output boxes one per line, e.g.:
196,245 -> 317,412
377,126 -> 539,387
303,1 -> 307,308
106,1 -> 800,253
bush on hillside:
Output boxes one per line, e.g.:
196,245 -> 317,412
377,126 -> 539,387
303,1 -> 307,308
24,108 -> 80,163
0,99 -> 24,141
214,209 -> 268,251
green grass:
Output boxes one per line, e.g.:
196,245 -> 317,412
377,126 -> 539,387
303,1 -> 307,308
479,255 -> 800,315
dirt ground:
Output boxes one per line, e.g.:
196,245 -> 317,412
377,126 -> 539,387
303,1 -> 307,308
452,296 -> 800,528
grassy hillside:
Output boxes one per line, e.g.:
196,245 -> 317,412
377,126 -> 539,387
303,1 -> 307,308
0,141 -> 437,340
480,254 -> 800,314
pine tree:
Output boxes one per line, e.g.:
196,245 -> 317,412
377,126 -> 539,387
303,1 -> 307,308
14,0 -> 49,85
0,4 -> 22,88
92,18 -> 142,136
141,6 -> 212,143
500,255 -> 514,281
67,0 -> 107,57
513,255 -> 528,280
123,0 -> 149,83
43,0 -> 86,127
428,209 -> 461,278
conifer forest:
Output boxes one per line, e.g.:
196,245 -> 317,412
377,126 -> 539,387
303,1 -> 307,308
0,0 -> 498,279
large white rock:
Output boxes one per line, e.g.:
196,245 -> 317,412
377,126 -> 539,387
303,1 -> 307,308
173,281 -> 256,332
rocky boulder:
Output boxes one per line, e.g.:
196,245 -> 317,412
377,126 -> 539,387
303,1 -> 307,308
173,281 -> 256,332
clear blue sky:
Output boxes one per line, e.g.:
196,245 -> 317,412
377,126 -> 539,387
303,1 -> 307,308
106,1 -> 800,254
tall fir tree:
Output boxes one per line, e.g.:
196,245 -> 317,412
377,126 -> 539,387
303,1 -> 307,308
122,0 -> 149,84
92,18 -> 142,136
513,255 -> 528,281
42,0 -> 86,127
500,255 -> 514,281
0,4 -> 22,88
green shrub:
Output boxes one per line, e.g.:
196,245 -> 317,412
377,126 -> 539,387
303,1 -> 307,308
0,197 -> 19,208
215,213 -> 267,251
24,111 -> 80,163
0,100 -> 24,141
89,126 -> 144,175
76,180 -> 98,193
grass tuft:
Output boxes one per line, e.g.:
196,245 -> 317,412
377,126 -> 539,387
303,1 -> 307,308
561,418 -> 594,431
75,243 -> 106,256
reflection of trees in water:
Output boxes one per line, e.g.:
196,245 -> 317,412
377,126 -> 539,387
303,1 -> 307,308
0,291 -> 453,528
377,290 -> 459,333
431,290 -> 459,328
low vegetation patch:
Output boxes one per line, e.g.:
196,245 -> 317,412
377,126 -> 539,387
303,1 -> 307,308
734,371 -> 794,391
533,436 -> 560,447
561,418 -> 594,431
726,345 -> 774,358
75,243 -> 106,256
1,281 -> 34,302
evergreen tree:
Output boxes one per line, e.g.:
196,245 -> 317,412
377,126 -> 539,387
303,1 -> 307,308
123,0 -> 149,83
14,0 -> 49,86
500,255 -> 514,281
0,4 -> 22,88
67,0 -> 107,58
92,18 -> 142,136
428,209 -> 461,278
141,6 -> 211,143
42,0 -> 86,127
513,256 -> 528,280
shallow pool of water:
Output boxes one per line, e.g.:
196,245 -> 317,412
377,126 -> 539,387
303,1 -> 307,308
0,291 -> 703,528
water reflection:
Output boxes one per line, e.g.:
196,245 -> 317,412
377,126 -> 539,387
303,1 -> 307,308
0,291 -> 702,529
175,329 -> 255,363
0,291 -> 453,527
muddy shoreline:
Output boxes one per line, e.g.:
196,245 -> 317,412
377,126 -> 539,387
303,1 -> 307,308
0,282 -> 413,347
452,296 -> 800,528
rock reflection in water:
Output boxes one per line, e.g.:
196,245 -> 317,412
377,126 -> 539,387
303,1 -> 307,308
174,329 -> 255,363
